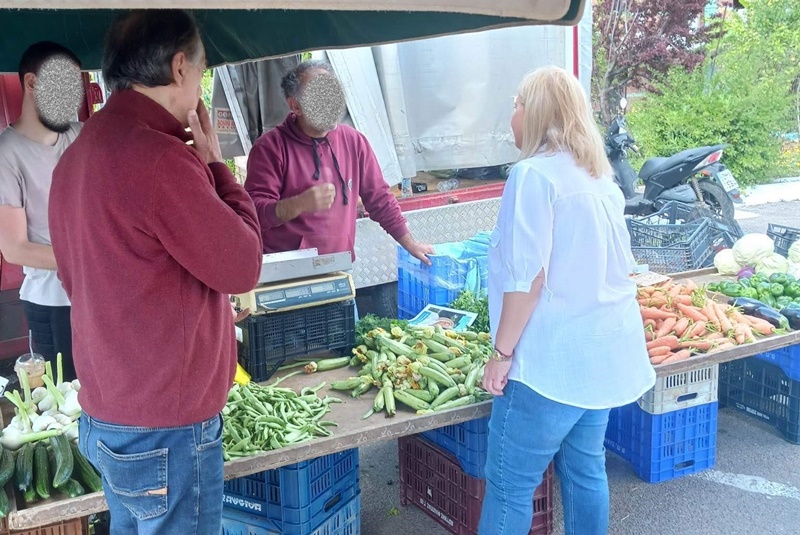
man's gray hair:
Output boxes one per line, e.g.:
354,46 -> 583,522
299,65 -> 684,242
280,60 -> 336,99
102,10 -> 203,92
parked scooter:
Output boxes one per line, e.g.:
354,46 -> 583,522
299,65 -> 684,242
605,99 -> 742,223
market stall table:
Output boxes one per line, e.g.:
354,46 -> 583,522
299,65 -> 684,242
8,269 -> 800,529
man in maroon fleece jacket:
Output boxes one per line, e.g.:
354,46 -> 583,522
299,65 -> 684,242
245,60 -> 433,264
48,10 -> 262,534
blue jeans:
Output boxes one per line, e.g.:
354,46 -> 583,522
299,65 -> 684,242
478,380 -> 611,535
79,413 -> 224,535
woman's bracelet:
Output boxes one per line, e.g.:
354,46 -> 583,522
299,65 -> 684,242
491,347 -> 513,362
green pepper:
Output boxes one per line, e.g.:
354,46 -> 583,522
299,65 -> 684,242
760,293 -> 777,308
750,273 -> 767,284
785,274 -> 797,285
707,282 -> 721,293
785,283 -> 800,298
742,287 -> 759,299
777,296 -> 794,308
739,277 -> 752,288
756,281 -> 772,293
770,273 -> 789,286
770,283 -> 785,297
720,283 -> 743,297
795,297 -> 800,304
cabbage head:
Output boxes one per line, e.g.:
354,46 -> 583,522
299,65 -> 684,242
732,234 -> 775,267
755,253 -> 789,278
788,240 -> 800,264
713,249 -> 741,275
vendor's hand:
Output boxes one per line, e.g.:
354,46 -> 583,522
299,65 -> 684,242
231,303 -> 251,323
188,100 -> 224,164
481,358 -> 512,396
407,241 -> 435,267
299,184 -> 336,213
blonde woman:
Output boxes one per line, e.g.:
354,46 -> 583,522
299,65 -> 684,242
478,67 -> 655,535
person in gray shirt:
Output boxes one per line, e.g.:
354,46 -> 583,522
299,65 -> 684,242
0,42 -> 84,381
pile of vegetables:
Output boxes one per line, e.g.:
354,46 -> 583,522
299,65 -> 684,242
355,315 -> 408,346
709,273 -> 800,310
639,279 -> 777,365
714,233 -> 800,279
450,290 -> 489,333
0,354 -> 102,516
335,325 -> 493,418
222,375 -> 341,461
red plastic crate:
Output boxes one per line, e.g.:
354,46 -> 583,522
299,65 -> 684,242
398,435 -> 552,535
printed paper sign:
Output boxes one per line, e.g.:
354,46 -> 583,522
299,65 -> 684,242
214,108 -> 237,135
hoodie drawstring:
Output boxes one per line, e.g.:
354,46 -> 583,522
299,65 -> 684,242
311,137 -> 349,206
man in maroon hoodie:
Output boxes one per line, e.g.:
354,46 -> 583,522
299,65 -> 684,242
245,60 -> 433,266
49,10 -> 262,534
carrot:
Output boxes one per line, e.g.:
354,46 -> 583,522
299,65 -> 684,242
648,346 -> 672,358
646,297 -> 669,307
715,302 -> 733,334
650,354 -> 671,365
673,317 -> 691,338
704,332 -> 726,341
709,341 -> 736,354
671,295 -> 693,306
733,327 -> 745,345
689,321 -> 707,338
656,317 -> 678,338
640,307 -> 678,321
703,304 -> 720,328
660,350 -> 692,364
646,336 -> 680,350
728,307 -> 749,326
639,286 -> 656,296
738,323 -> 756,343
684,279 -> 697,292
745,316 -> 775,335
679,340 -> 715,352
676,303 -> 708,323
643,319 -> 657,330
668,284 -> 683,298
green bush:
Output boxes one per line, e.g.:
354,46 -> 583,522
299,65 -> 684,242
626,59 -> 792,187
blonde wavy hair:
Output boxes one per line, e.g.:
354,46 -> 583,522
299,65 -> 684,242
516,66 -> 611,179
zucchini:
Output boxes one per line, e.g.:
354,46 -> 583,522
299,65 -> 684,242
60,478 -> 85,499
23,483 -> 38,504
33,442 -> 51,499
50,434 -> 74,489
15,443 -> 33,491
0,486 -> 8,518
70,443 -> 103,493
0,447 -> 14,487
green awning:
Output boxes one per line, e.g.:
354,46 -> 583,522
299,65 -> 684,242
0,2 -> 585,73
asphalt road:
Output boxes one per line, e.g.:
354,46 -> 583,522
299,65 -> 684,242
357,201 -> 800,535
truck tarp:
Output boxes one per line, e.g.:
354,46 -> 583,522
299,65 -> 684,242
213,0 -> 593,185
0,1 -> 586,73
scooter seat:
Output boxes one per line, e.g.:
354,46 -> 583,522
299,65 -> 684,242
639,157 -> 669,180
638,144 -> 727,180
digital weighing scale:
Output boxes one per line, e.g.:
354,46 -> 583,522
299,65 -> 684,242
233,249 -> 356,314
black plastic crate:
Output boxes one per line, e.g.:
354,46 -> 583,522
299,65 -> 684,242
628,219 -> 715,274
238,300 -> 356,382
632,201 -> 742,247
719,357 -> 800,444
767,223 -> 800,257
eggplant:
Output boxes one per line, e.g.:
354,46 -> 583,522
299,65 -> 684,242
753,306 -> 789,330
780,308 -> 800,330
728,297 -> 767,315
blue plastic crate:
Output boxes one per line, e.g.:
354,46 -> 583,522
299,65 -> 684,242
605,402 -> 717,483
223,449 -> 359,526
222,492 -> 360,535
397,244 -> 488,319
421,416 -> 489,478
755,344 -> 800,382
719,357 -> 800,444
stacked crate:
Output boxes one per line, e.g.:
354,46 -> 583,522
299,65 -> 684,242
605,365 -> 719,483
399,418 -> 554,535
222,449 -> 360,535
720,346 -> 800,444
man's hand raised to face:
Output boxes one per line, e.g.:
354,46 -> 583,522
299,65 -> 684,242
187,100 -> 224,165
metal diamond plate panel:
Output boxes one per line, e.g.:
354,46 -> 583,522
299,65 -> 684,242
353,198 -> 501,288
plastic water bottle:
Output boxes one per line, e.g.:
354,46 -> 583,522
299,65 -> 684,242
437,178 -> 460,192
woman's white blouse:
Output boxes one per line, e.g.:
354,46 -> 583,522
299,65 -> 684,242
488,152 -> 656,409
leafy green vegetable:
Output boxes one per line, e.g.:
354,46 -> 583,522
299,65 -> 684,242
356,315 -> 408,346
450,290 -> 489,333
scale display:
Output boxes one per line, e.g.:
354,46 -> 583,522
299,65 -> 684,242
255,276 -> 354,311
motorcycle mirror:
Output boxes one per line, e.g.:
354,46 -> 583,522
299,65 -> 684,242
620,97 -> 628,110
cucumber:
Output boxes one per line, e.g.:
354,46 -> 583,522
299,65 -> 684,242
70,443 -> 103,493
60,478 -> 85,499
15,443 -> 33,491
50,434 -> 74,489
33,442 -> 51,500
23,483 -> 38,504
0,447 -> 14,487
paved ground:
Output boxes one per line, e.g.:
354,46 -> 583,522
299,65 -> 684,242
357,201 -> 800,535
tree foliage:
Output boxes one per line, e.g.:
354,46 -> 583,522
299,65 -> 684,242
592,0 -> 717,123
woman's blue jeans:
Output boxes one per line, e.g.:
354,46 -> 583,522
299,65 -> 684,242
478,380 -> 611,535
79,413 -> 224,535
